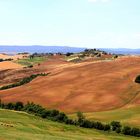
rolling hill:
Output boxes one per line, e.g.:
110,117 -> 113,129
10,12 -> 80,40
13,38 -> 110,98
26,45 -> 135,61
0,56 -> 140,113
0,109 -> 138,140
69,106 -> 140,128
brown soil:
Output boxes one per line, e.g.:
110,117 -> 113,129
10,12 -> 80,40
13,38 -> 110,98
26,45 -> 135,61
0,56 -> 140,113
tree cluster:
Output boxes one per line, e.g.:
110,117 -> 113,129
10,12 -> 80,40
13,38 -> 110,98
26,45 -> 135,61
66,52 -> 74,56
0,58 -> 13,62
110,121 -> 140,137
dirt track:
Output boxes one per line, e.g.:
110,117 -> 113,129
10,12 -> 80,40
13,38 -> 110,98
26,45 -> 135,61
0,56 -> 140,113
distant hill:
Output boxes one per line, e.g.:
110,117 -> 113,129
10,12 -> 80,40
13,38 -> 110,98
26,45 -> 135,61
0,46 -> 86,54
0,46 -> 140,55
100,48 -> 140,55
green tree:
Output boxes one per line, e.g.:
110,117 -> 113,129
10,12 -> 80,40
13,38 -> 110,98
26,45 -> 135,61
104,124 -> 111,131
122,126 -> 131,135
116,127 -> 121,133
110,121 -> 121,131
77,111 -> 85,123
15,102 -> 24,111
130,127 -> 140,136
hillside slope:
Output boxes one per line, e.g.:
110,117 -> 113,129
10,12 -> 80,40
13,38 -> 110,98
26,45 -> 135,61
0,109 -> 138,140
69,106 -> 140,128
0,56 -> 140,113
0,61 -> 23,70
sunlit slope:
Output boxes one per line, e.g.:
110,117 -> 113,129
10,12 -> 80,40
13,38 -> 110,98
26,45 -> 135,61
0,56 -> 140,113
0,109 -> 139,140
0,61 -> 23,70
69,106 -> 140,128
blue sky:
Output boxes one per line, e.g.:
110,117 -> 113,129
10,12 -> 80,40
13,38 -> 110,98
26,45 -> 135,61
0,0 -> 140,48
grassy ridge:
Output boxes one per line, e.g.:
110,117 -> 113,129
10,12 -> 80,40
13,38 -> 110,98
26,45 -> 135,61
69,106 -> 140,128
1,101 -> 140,138
0,109 -> 139,140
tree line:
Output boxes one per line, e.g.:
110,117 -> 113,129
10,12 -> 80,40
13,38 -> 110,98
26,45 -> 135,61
0,58 -> 13,62
0,73 -> 49,90
0,101 -> 139,137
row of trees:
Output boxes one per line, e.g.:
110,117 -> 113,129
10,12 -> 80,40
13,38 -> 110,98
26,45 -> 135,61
29,52 -> 63,59
0,58 -> 13,62
0,101 -> 70,123
76,112 -> 140,137
0,101 -> 139,137
110,121 -> 140,137
0,73 -> 49,90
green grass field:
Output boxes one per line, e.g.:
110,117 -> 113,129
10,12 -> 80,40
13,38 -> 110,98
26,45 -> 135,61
69,106 -> 140,128
0,109 -> 139,140
15,57 -> 47,66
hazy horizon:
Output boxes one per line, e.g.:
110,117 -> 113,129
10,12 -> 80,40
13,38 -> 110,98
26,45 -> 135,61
0,0 -> 140,49
1,45 -> 140,49
1,46 -> 140,55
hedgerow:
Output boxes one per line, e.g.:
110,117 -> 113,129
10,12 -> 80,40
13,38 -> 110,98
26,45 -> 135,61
0,100 -> 139,137
0,73 -> 49,90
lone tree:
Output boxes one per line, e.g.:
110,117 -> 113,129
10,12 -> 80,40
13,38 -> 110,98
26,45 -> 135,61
77,111 -> 85,123
114,55 -> 118,59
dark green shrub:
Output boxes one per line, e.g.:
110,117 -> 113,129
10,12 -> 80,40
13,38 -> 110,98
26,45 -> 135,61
49,110 -> 59,117
66,52 -> 73,56
122,126 -> 131,135
77,111 -> 85,124
114,55 -> 118,59
116,127 -> 121,133
5,103 -> 15,110
55,112 -> 68,122
28,65 -> 33,68
110,121 -> 121,131
14,102 -> 24,111
40,110 -> 48,118
80,120 -> 94,128
94,122 -> 104,130
130,127 -> 140,136
135,75 -> 140,83
104,124 -> 111,131
65,119 -> 75,125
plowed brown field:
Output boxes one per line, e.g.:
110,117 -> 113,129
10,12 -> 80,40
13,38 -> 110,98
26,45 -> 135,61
0,56 -> 140,113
